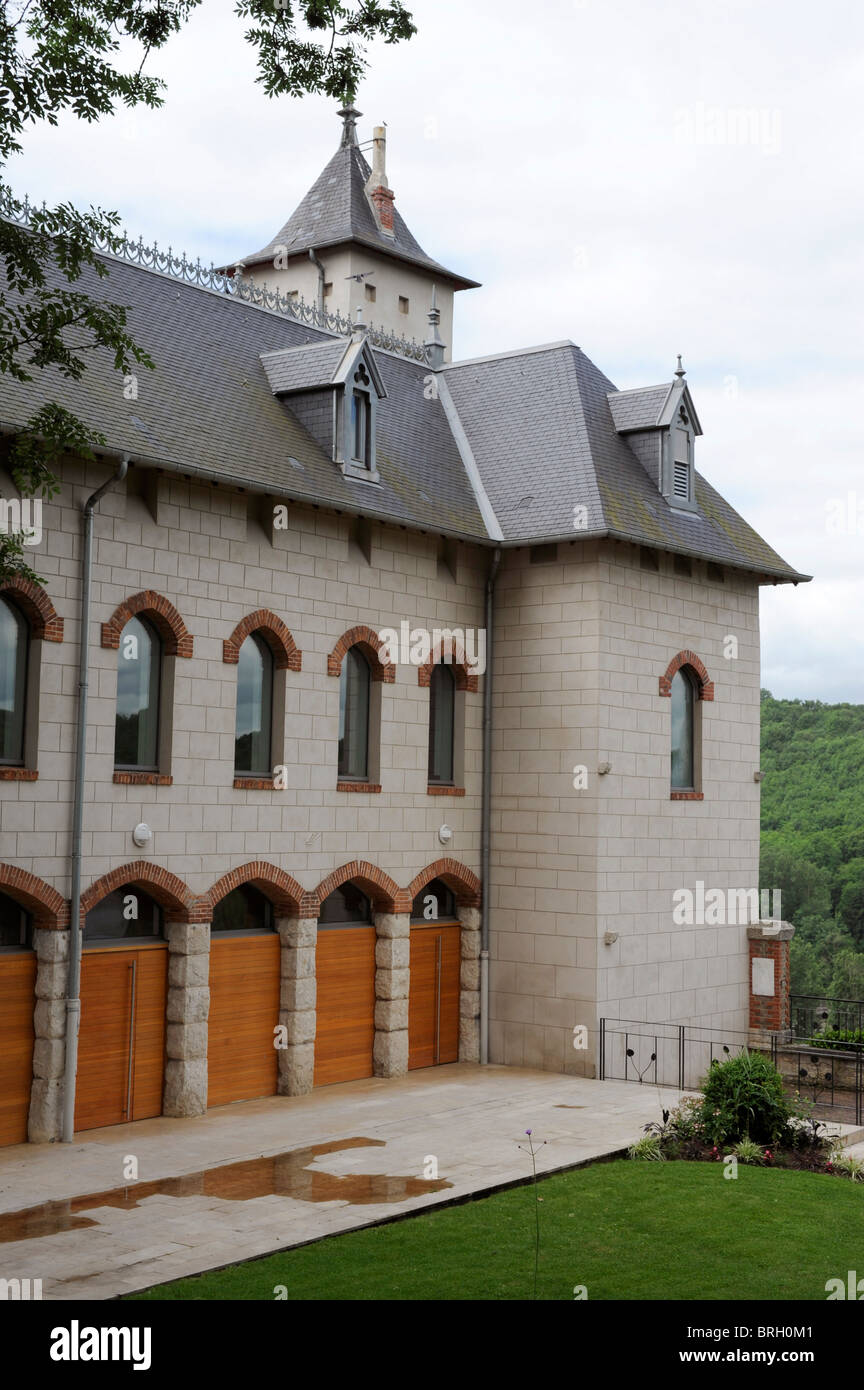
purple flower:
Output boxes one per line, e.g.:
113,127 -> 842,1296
526,1129 -> 532,1136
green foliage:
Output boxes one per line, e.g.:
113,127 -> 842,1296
760,692 -> 864,998
627,1134 -> 665,1161
730,1137 -> 764,1164
698,1051 -> 794,1146
804,1027 -> 864,1052
830,1151 -> 864,1182
0,0 -> 416,582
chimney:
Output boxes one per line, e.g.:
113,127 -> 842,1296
366,124 -> 395,237
424,287 -> 446,369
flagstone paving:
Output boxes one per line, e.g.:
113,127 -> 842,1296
0,1065 -> 859,1301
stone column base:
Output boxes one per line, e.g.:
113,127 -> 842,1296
374,913 -> 409,1077
163,920 -> 210,1117
28,927 -> 69,1142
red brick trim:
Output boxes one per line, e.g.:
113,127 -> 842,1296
0,767 -> 37,781
327,625 -> 395,683
670,791 -> 704,801
0,576 -> 64,642
659,650 -> 714,700
417,642 -> 479,693
101,591 -> 193,658
223,611 -> 302,671
80,861 -> 203,925
313,861 -> 405,915
405,858 -> 482,909
113,771 -> 172,786
206,861 -> 310,919
336,781 -> 382,794
0,862 -> 68,929
233,776 -> 277,791
749,938 -> 791,1031
369,185 -> 395,233
427,784 -> 465,796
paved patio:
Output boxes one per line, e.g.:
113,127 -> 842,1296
0,1065 -> 675,1300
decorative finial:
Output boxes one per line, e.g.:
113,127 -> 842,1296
674,354 -> 685,379
352,305 -> 367,341
424,285 -> 445,370
338,105 -> 362,148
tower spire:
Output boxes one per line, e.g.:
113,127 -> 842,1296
338,105 -> 362,148
674,354 -> 686,379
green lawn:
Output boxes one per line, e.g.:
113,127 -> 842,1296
125,1160 -> 864,1301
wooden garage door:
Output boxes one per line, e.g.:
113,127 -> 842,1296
0,952 -> 37,1147
314,926 -> 376,1086
409,924 -> 460,1070
208,934 -> 280,1108
75,944 -> 167,1133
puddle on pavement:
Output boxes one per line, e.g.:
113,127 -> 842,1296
0,1137 -> 452,1243
554,1105 -> 585,1109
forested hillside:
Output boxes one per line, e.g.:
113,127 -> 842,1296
759,690 -> 864,999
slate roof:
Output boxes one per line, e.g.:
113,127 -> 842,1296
260,340 -> 350,394
607,383 -> 674,431
236,141 -> 480,290
0,244 -> 808,582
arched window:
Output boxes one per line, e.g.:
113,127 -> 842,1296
428,661 -> 455,784
0,596 -> 28,765
115,615 -> 161,770
0,890 -> 32,950
411,878 -> 457,923
84,885 -> 164,943
338,645 -> 370,780
670,667 -> 696,790
212,884 -> 275,934
235,633 -> 273,776
319,883 -> 372,926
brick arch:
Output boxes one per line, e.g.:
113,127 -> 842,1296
327,625 -> 395,683
222,611 -> 302,671
406,859 -> 482,910
0,575 -> 64,642
80,862 -> 203,926
0,863 -> 68,929
206,861 -> 312,918
101,591 -> 193,657
417,643 -> 479,693
313,860 -> 406,915
658,649 -> 714,701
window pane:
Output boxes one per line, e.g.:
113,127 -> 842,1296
0,891 -> 31,949
0,597 -> 27,763
352,391 -> 369,463
84,886 -> 163,942
235,634 -> 273,775
338,646 -> 370,779
411,878 -> 457,921
319,883 -> 371,925
212,884 -> 274,933
428,662 -> 455,783
115,616 -> 160,768
670,669 -> 695,788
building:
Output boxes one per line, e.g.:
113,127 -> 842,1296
0,110 -> 807,1148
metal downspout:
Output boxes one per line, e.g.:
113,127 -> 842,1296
62,457 -> 129,1143
480,546 -> 501,1064
308,249 -> 325,316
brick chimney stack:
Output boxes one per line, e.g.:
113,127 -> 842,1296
366,125 -> 395,237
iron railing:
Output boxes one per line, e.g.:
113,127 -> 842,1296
790,994 -> 864,1041
0,185 -> 430,364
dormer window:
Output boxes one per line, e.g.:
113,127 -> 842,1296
672,409 -> 692,502
351,365 -> 372,466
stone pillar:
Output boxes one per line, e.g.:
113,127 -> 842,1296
458,905 -> 481,1062
747,920 -> 794,1042
28,927 -> 69,1142
163,920 -> 210,1117
276,916 -> 317,1095
373,912 -> 409,1077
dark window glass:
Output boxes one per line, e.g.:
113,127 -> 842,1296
428,661 -> 455,783
351,391 -> 370,464
671,668 -> 695,789
319,883 -> 372,925
0,891 -> 31,950
114,615 -> 160,769
84,886 -> 164,942
212,884 -> 275,933
338,645 -> 370,780
411,878 -> 457,922
0,597 -> 27,764
235,633 -> 273,775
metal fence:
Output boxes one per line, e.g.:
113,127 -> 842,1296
790,994 -> 864,1040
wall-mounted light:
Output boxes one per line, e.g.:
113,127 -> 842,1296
132,822 -> 152,848
438,824 -> 453,846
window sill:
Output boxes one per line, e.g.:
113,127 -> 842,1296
336,780 -> 382,793
340,460 -> 381,484
233,776 -> 276,790
0,767 -> 37,781
427,784 -> 465,796
670,791 -> 704,801
113,771 -> 173,786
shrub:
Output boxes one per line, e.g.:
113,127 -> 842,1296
698,1051 -> 794,1146
730,1137 -> 764,1165
830,1151 -> 864,1182
805,1028 -> 864,1052
628,1134 -> 665,1161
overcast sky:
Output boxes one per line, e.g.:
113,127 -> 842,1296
9,0 -> 863,702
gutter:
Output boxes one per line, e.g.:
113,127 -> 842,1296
480,545 -> 501,1064
62,457 -> 129,1144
